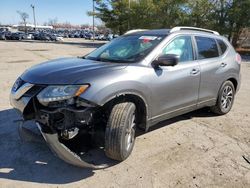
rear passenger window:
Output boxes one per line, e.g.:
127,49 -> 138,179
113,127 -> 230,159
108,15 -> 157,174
195,36 -> 219,59
217,39 -> 228,54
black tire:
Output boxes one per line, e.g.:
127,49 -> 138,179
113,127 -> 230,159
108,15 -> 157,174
105,102 -> 136,161
210,80 -> 235,115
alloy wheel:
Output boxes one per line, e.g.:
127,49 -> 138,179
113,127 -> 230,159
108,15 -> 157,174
221,85 -> 233,111
125,112 -> 136,151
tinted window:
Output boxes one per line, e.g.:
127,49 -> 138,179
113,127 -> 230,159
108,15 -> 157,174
195,36 -> 219,59
217,39 -> 227,54
162,36 -> 193,62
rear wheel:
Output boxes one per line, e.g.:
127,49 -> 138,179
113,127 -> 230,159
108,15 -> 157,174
105,102 -> 136,161
211,81 -> 235,115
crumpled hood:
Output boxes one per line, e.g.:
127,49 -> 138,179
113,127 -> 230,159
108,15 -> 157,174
21,57 -> 127,84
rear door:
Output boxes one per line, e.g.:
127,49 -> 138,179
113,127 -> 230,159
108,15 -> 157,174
194,36 -> 224,106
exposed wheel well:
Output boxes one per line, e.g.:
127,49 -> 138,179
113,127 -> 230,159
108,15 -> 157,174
228,78 -> 238,91
102,94 -> 147,130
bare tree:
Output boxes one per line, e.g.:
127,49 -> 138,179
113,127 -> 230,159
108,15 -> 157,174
48,18 -> 58,26
17,11 -> 29,33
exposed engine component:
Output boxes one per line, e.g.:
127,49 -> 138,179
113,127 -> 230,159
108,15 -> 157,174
61,127 -> 79,140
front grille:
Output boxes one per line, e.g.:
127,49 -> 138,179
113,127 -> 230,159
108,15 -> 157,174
12,77 -> 25,92
23,85 -> 45,97
12,78 -> 45,99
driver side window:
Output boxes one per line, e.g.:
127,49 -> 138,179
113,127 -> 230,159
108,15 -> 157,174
162,36 -> 194,63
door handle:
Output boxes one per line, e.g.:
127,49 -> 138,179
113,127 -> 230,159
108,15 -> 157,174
190,68 -> 200,75
221,62 -> 227,67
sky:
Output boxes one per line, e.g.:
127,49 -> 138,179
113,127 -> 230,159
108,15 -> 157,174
0,0 -> 97,25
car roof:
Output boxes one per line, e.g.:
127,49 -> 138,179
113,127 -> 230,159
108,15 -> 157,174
127,29 -> 170,36
125,27 -> 221,37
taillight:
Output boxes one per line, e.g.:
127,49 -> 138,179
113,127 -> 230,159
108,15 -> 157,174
236,53 -> 241,64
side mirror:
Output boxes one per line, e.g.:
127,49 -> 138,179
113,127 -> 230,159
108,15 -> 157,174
152,54 -> 179,68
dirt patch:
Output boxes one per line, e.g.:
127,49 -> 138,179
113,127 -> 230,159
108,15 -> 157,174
7,60 -> 32,63
26,49 -> 50,52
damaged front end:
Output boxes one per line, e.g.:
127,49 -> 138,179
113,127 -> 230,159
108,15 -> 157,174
10,78 -> 108,169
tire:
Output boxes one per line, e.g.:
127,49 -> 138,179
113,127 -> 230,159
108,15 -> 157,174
105,102 -> 136,161
210,80 -> 235,115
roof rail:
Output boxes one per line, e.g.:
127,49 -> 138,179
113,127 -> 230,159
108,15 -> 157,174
170,26 -> 220,35
124,29 -> 148,35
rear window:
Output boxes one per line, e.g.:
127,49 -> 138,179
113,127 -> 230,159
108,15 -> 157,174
217,39 -> 228,54
195,36 -> 219,59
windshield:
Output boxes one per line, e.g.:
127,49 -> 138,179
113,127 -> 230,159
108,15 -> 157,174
85,35 -> 166,63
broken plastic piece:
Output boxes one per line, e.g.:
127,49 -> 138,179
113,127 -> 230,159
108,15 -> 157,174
36,123 -> 108,169
18,121 -> 110,169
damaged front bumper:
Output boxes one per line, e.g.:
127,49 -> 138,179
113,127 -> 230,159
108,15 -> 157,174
11,82 -> 108,169
37,123 -> 108,169
18,122 -> 108,169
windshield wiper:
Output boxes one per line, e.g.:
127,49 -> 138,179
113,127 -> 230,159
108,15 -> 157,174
85,56 -> 102,61
78,56 -> 85,59
99,58 -> 129,63
86,56 -> 133,63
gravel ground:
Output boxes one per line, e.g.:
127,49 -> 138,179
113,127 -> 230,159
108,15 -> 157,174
0,39 -> 250,188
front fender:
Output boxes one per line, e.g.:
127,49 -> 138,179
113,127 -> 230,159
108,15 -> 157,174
80,81 -> 152,118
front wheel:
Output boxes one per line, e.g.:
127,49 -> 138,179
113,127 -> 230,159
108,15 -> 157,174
105,102 -> 136,161
211,81 -> 235,115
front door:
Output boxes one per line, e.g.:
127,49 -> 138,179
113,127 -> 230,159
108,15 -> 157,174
150,35 -> 200,123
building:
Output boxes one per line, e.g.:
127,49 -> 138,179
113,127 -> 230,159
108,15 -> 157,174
12,24 -> 53,31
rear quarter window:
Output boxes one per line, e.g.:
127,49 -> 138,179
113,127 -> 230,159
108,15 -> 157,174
195,36 -> 219,59
217,39 -> 228,54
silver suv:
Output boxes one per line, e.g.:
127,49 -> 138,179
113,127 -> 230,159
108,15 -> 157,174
10,27 -> 241,168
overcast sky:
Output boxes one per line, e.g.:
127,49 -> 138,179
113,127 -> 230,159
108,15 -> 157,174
0,0 -> 97,25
